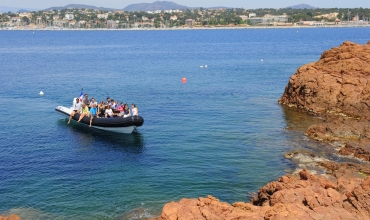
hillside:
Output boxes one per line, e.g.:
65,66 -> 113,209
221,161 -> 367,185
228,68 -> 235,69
124,1 -> 188,11
286,4 -> 316,9
43,4 -> 115,11
0,6 -> 39,12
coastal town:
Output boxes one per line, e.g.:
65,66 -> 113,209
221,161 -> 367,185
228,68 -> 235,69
1,7 -> 370,30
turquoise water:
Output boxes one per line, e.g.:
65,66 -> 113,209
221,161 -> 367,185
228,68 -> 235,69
1,28 -> 370,219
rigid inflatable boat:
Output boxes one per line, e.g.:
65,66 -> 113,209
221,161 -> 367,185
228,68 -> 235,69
55,105 -> 144,134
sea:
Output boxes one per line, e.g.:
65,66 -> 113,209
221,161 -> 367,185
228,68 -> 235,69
0,28 -> 369,219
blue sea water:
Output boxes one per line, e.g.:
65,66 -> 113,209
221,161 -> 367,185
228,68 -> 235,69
0,28 -> 369,219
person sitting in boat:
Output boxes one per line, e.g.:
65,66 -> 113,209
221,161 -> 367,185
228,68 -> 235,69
110,99 -> 116,109
105,97 -> 111,105
77,104 -> 89,122
123,104 -> 131,118
105,105 -> 114,118
132,103 -> 138,116
117,102 -> 124,115
68,98 -> 82,124
89,97 -> 98,108
89,103 -> 98,127
98,101 -> 105,118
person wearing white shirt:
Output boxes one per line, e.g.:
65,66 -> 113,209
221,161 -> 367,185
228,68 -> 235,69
105,105 -> 114,118
68,98 -> 82,124
131,103 -> 138,116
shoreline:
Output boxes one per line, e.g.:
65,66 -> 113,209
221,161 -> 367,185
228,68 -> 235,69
1,25 -> 370,31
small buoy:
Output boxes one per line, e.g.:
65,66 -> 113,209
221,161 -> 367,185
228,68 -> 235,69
39,91 -> 44,95
182,78 -> 187,83
261,59 -> 263,62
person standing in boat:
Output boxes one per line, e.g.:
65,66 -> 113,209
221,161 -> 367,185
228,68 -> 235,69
132,103 -> 138,116
89,103 -> 98,127
77,104 -> 89,122
68,98 -> 82,124
83,94 -> 90,106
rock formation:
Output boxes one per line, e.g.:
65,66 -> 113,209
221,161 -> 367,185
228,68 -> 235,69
279,41 -> 370,162
152,41 -> 370,220
279,41 -> 370,118
152,169 -> 370,220
0,214 -> 21,220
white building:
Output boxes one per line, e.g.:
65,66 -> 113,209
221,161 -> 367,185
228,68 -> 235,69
163,9 -> 182,13
97,13 -> 109,19
65,14 -> 74,20
147,10 -> 163,14
250,14 -> 288,24
249,13 -> 256,18
19,12 -> 32,18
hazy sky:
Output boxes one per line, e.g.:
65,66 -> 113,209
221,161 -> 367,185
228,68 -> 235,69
1,0 -> 369,10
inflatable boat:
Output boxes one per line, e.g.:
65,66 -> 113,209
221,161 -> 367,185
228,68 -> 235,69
55,105 -> 144,134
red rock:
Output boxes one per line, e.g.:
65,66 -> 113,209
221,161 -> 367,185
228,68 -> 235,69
279,41 -> 370,118
152,170 -> 370,220
0,215 -> 21,220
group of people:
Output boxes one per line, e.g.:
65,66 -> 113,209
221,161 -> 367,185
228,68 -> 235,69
67,94 -> 139,127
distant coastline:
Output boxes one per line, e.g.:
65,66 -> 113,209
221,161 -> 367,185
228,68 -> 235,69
0,25 -> 370,31
1,24 -> 370,31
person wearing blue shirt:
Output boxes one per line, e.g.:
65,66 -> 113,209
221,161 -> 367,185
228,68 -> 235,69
89,103 -> 98,127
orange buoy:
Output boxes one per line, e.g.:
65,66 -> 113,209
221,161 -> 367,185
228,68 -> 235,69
182,77 -> 187,83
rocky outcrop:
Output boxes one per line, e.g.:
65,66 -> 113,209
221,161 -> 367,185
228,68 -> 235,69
0,214 -> 21,220
279,41 -> 370,161
305,117 -> 370,161
279,41 -> 370,118
152,170 -> 370,220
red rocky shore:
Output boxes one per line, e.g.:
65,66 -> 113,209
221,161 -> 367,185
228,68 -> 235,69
0,215 -> 20,220
151,169 -> 370,220
279,40 -> 370,162
152,41 -> 370,219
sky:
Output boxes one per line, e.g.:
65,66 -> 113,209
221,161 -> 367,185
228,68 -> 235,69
1,0 -> 369,10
